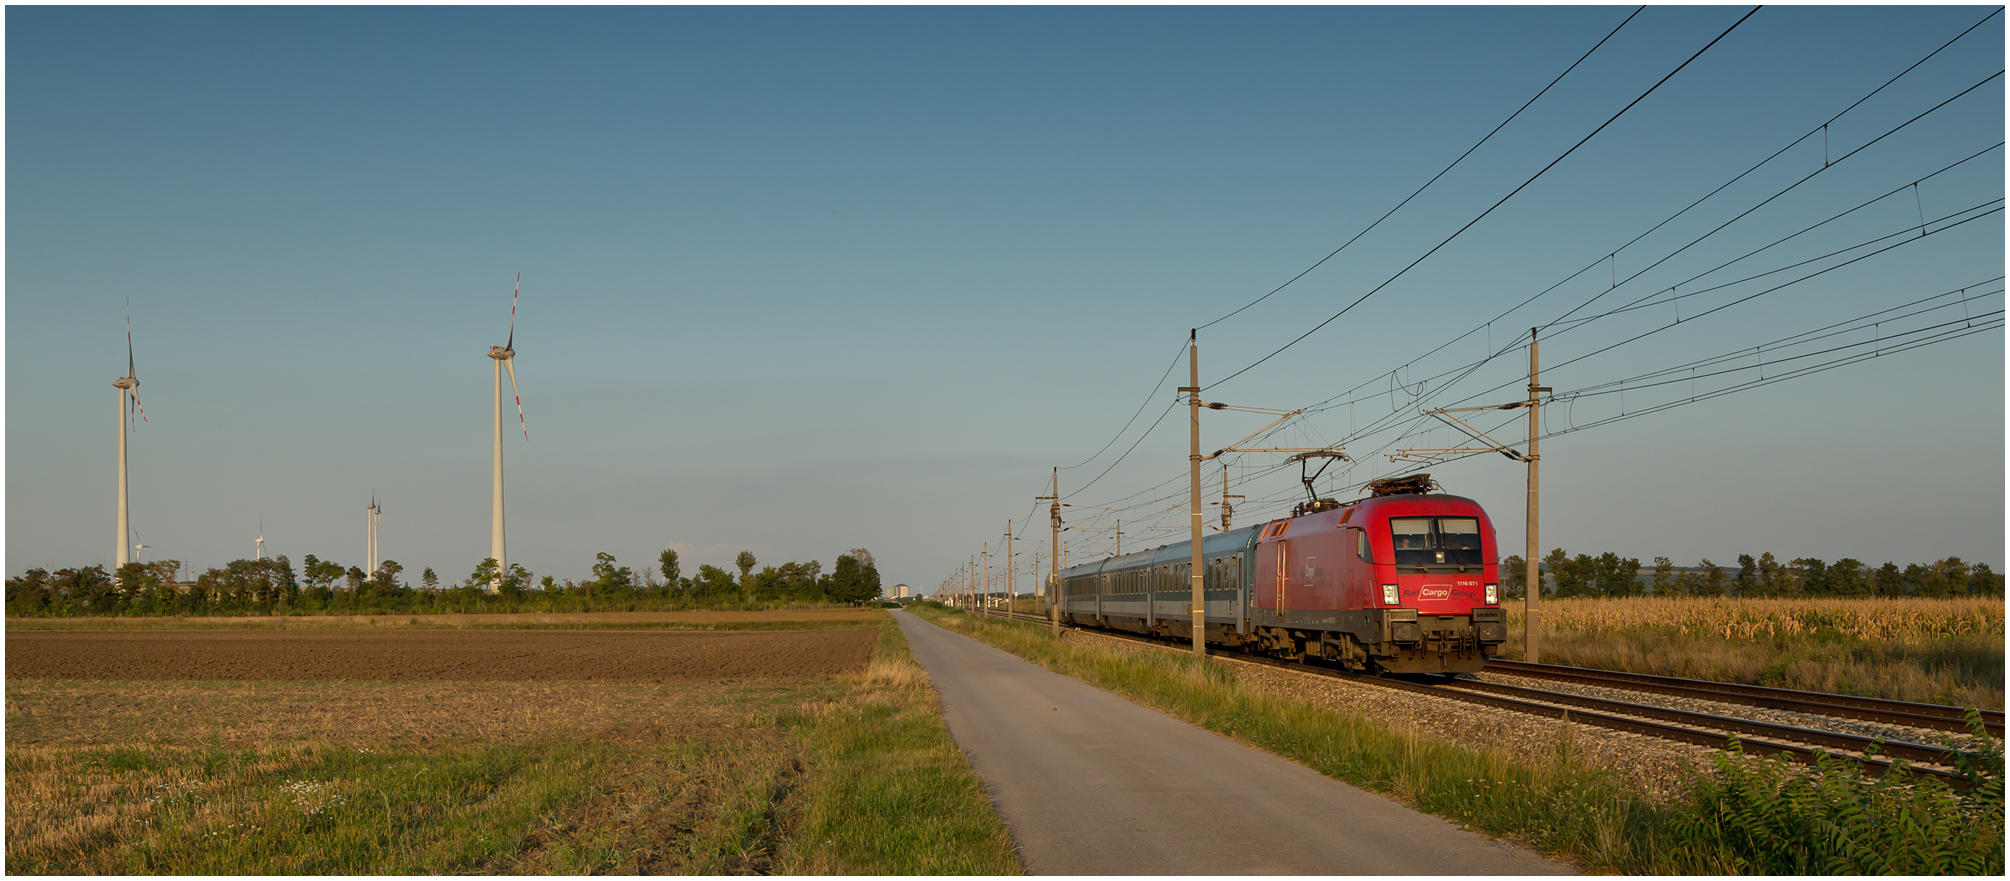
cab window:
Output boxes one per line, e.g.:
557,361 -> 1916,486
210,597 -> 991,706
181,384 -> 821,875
1389,516 -> 1484,568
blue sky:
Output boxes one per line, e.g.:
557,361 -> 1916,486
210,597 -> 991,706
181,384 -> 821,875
7,6 -> 2003,591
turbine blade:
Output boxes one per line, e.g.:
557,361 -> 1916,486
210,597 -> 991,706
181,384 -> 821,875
506,271 -> 519,350
126,302 -> 136,378
131,392 -> 148,424
504,359 -> 527,440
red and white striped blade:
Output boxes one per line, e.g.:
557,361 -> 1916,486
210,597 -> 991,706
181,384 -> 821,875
504,359 -> 527,440
506,271 -> 519,350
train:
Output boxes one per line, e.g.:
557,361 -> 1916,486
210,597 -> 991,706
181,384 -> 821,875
1056,474 -> 1507,674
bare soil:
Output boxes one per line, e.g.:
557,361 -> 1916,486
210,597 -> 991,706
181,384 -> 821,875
4,629 -> 875,682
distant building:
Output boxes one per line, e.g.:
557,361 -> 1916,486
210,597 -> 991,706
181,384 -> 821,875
894,583 -> 911,599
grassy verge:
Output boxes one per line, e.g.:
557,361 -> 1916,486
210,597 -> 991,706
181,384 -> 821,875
912,606 -> 2003,874
5,617 -> 1019,874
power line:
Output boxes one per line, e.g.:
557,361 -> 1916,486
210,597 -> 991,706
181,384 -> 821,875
1207,6 -> 1762,392
1245,11 -> 2004,433
1059,337 -> 1188,471
1195,6 -> 1645,331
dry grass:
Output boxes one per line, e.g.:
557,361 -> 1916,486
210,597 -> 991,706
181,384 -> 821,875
1500,596 -> 2004,709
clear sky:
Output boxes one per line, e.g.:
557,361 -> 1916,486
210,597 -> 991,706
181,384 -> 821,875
7,6 -> 2003,593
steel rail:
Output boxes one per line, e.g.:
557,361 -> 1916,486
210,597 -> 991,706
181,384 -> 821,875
1441,678 -> 1972,769
1486,659 -> 2003,737
975,610 -> 1976,786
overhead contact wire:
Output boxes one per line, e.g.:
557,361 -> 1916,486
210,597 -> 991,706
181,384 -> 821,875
1195,5 -> 1645,331
1207,6 -> 1762,393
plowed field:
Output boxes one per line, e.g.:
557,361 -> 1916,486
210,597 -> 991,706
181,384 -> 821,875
5,629 -> 875,682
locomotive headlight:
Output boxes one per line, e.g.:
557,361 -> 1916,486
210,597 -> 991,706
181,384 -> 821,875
1380,584 -> 1399,605
1485,583 -> 1498,604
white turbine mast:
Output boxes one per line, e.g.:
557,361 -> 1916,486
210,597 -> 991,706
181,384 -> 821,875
366,495 -> 382,573
256,516 -> 265,561
114,303 -> 149,570
487,273 -> 528,590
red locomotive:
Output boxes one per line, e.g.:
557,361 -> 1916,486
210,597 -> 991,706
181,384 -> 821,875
1059,474 -> 1507,674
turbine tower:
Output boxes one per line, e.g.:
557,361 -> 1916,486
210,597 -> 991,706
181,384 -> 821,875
113,305 -> 148,569
487,273 -> 528,589
256,518 -> 265,561
365,496 -> 381,572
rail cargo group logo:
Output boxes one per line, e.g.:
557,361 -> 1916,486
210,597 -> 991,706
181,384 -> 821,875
1419,586 -> 1451,600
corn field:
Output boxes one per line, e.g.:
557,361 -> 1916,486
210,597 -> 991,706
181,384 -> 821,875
1497,596 -> 2004,709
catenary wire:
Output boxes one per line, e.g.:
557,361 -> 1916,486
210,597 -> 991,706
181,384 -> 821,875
1195,6 -> 1645,331
1205,6 -> 1762,393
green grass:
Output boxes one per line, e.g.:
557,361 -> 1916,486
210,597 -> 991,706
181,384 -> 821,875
776,619 -> 1020,873
913,606 -> 2004,874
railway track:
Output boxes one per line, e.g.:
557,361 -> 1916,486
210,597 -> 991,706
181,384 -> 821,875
968,608 -> 1987,787
1484,659 -> 2003,738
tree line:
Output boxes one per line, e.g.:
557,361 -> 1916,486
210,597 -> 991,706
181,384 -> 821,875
1498,550 -> 2000,599
4,546 -> 883,618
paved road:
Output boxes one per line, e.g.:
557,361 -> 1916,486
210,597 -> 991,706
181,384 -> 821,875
893,611 -> 1571,875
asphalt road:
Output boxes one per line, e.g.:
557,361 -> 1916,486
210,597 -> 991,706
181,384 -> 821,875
893,611 -> 1572,875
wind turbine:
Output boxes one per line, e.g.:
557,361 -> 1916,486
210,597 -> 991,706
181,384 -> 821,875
255,517 -> 265,561
487,274 -> 528,589
366,495 -> 381,572
133,530 -> 150,563
114,304 -> 148,569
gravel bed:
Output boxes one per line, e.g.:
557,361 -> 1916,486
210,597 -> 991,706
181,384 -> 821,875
1476,671 -> 1998,759
1060,629 -> 1718,803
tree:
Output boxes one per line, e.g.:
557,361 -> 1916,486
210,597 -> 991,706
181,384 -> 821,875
1735,554 -> 1757,594
1929,557 -> 1970,598
694,564 -> 736,599
500,564 -> 530,598
302,555 -> 345,603
846,548 -> 876,572
1875,561 -> 1905,596
591,553 -> 633,593
7,568 -> 51,615
116,561 -> 155,611
1757,552 -> 1781,597
369,560 -> 404,599
1588,553 -> 1640,597
466,558 -> 501,591
1542,548 -> 1571,597
736,551 -> 757,600
1500,555 -> 1526,599
1969,562 -> 2000,596
1831,558 -> 1867,596
1652,557 -> 1675,595
1699,559 -> 1726,597
659,549 -> 682,593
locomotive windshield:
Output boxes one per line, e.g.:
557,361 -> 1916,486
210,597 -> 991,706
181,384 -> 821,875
1389,516 -> 1484,568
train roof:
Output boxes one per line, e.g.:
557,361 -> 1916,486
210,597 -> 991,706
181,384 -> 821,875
1061,523 -> 1263,578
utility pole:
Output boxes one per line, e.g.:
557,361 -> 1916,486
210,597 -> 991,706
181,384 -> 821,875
1221,465 -> 1243,530
1184,331 -> 1206,656
982,544 -> 990,617
1005,521 -> 1014,615
1526,328 -> 1543,665
1389,331 -> 1549,664
1116,520 -> 1122,556
1048,468 -> 1060,636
